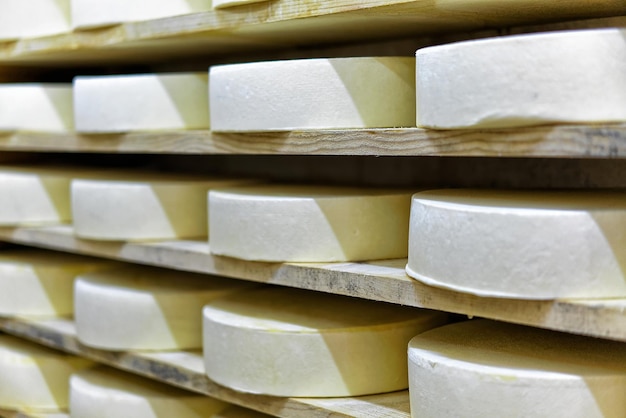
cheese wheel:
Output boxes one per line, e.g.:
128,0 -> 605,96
212,0 -> 267,9
0,0 -> 69,40
75,266 -> 257,350
71,0 -> 210,29
210,57 -> 415,130
415,28 -> 626,129
0,335 -> 92,410
406,189 -> 626,299
0,84 -> 73,132
0,249 -> 114,317
74,73 -> 209,133
70,367 -> 227,418
71,174 -> 253,241
408,320 -> 626,418
203,286 -> 449,397
209,185 -> 412,262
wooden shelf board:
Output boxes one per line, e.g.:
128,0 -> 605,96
0,409 -> 67,418
2,124 -> 626,157
0,225 -> 625,343
0,317 -> 410,418
1,1 -> 624,65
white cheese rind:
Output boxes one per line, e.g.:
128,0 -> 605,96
210,57 -> 415,130
74,73 -> 209,133
0,0 -> 70,40
71,0 -> 210,29
0,335 -> 92,410
0,84 -> 73,132
75,266 -> 256,350
70,367 -> 227,418
72,175 -> 252,241
406,189 -> 626,299
203,286 -> 449,397
408,320 -> 626,418
209,185 -> 412,262
0,249 -> 114,317
415,28 -> 626,129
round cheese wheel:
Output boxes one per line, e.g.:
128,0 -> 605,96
0,84 -> 73,132
74,73 -> 209,133
406,189 -> 626,299
0,249 -> 114,317
209,57 -> 415,130
72,174 -> 253,241
408,320 -> 626,418
415,28 -> 626,129
75,266 -> 257,350
203,286 -> 449,397
70,367 -> 227,418
0,335 -> 92,410
208,185 -> 412,262
0,1 -> 69,40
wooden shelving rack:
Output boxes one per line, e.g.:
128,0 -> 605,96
0,2 -> 625,417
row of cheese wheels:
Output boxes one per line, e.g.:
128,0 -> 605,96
2,28 -> 625,132
3,165 -> 626,300
0,0 -> 267,40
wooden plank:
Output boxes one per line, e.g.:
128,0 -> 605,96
1,225 -> 626,342
0,1 -> 624,65
1,124 -> 625,157
0,317 -> 410,418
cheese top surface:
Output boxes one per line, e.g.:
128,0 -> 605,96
406,189 -> 626,299
415,28 -> 626,129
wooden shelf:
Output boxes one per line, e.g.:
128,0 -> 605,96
1,0 -> 624,66
0,317 -> 410,418
2,124 -> 626,157
0,225 -> 625,343
0,409 -> 67,418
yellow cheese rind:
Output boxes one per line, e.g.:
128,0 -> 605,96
408,320 -> 626,418
0,249 -> 114,317
70,367 -> 227,417
0,335 -> 92,410
0,0 -> 70,40
73,73 -> 209,133
203,287 -> 449,397
75,266 -> 256,350
415,28 -> 626,129
406,189 -> 626,299
210,57 -> 416,130
0,84 -> 73,133
209,185 -> 412,262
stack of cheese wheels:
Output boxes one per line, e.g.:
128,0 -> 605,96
70,366 -> 229,418
0,334 -> 92,411
406,189 -> 626,299
408,319 -> 626,418
0,83 -> 73,132
203,286 -> 449,397
209,57 -> 415,130
0,249 -> 115,317
71,0 -> 210,29
71,171 -> 254,241
209,185 -> 413,262
73,73 -> 209,133
0,0 -> 70,40
74,265 -> 257,350
415,28 -> 626,129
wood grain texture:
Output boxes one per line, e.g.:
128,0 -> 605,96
0,0 -> 624,65
0,317 -> 410,418
1,225 -> 625,342
1,124 -> 625,157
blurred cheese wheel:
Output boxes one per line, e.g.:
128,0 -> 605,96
415,28 -> 626,129
75,266 -> 257,350
210,57 -> 415,130
0,84 -> 73,132
0,0 -> 69,40
0,335 -> 92,410
203,286 -> 449,397
406,189 -> 626,299
209,185 -> 412,262
408,320 -> 626,418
